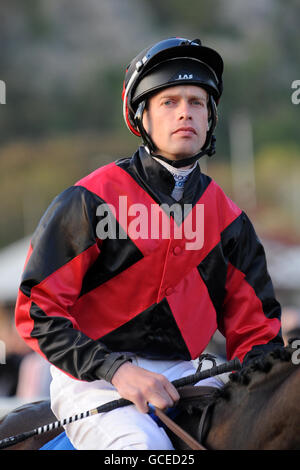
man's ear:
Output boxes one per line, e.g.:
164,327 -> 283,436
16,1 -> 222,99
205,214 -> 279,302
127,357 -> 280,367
142,103 -> 151,134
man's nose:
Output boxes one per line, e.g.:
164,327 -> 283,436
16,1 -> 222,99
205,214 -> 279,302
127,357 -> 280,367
178,101 -> 192,119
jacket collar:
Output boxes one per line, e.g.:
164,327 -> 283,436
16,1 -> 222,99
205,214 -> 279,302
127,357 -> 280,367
136,146 -> 202,202
137,146 -> 175,195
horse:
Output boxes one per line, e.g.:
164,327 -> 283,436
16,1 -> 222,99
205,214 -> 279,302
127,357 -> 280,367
169,342 -> 300,450
0,342 -> 299,450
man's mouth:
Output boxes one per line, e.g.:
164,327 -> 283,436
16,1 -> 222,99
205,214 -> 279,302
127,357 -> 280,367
173,127 -> 197,135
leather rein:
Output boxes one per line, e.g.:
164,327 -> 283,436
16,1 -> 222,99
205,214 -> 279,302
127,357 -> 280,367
151,396 -> 214,450
152,355 -> 220,450
152,406 -> 207,450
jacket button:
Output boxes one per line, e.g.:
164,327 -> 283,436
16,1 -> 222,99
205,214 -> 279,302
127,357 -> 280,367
173,246 -> 182,255
165,287 -> 173,296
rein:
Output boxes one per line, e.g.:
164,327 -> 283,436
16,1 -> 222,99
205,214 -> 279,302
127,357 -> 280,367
150,405 -> 206,450
0,357 -> 241,450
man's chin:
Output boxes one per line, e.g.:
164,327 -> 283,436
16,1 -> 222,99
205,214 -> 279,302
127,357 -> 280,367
154,145 -> 202,161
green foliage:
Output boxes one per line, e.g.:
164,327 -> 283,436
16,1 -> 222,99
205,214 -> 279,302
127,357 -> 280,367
143,0 -> 232,36
0,132 -> 137,248
1,0 -> 300,247
253,144 -> 300,239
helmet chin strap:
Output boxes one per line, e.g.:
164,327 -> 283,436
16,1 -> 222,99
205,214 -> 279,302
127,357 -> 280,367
134,96 -> 217,169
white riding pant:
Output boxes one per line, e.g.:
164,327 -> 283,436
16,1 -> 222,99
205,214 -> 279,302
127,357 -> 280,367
50,356 -> 224,450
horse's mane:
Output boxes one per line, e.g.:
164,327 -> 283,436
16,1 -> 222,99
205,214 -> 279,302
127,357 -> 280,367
217,341 -> 298,401
180,342 -> 298,414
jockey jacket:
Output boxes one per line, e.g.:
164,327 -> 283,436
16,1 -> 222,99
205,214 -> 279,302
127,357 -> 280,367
15,146 -> 283,383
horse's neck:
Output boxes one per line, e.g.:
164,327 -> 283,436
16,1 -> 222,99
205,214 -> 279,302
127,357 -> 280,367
207,360 -> 299,450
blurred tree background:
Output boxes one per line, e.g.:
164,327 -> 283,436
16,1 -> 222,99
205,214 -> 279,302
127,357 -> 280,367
0,0 -> 299,249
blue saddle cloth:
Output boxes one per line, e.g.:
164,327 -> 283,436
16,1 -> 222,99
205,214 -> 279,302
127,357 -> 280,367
39,406 -> 179,450
39,431 -> 76,450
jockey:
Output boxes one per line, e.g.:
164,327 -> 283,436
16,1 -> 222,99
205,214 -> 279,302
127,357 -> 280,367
15,37 -> 284,450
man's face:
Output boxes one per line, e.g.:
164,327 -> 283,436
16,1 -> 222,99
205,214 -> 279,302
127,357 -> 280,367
143,85 -> 209,162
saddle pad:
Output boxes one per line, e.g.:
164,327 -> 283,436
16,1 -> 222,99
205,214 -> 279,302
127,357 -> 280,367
39,431 -> 76,450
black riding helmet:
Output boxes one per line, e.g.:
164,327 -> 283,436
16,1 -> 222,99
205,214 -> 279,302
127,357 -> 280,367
122,37 -> 224,167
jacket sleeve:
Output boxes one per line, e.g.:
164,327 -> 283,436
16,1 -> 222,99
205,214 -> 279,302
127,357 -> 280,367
15,185 -> 132,382
218,212 -> 283,363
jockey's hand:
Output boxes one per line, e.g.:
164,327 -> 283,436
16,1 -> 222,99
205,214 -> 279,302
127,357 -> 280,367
111,362 -> 180,413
